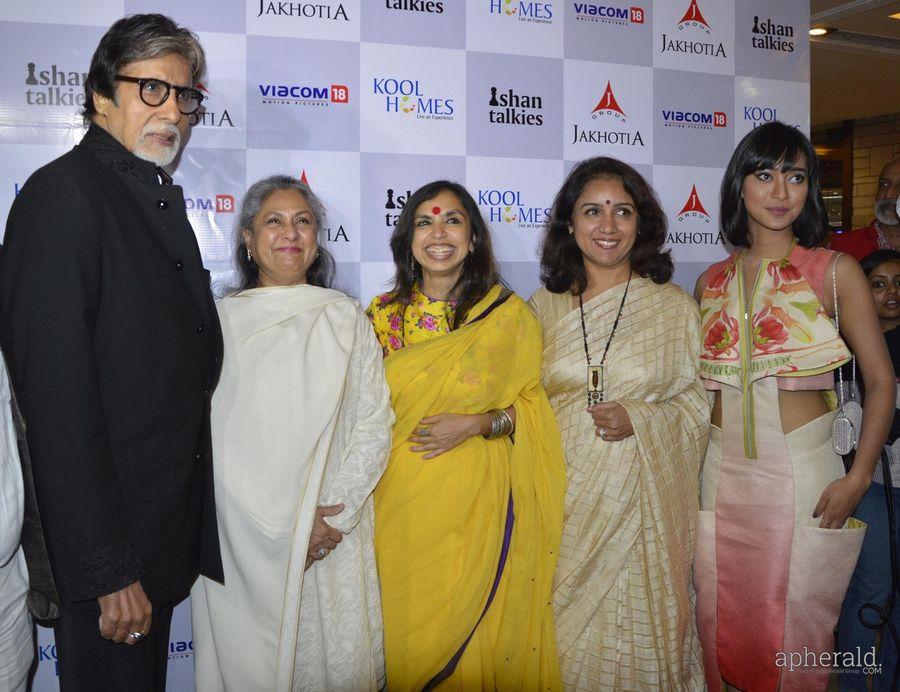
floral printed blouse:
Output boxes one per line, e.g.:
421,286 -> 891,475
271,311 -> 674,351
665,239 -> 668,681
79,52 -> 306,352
365,285 -> 457,357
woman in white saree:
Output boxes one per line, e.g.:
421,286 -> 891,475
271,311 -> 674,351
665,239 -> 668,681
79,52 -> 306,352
191,176 -> 393,691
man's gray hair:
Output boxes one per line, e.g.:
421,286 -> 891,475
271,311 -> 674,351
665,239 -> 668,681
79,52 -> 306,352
82,14 -> 205,126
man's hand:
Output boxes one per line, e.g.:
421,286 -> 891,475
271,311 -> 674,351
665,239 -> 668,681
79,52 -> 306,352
97,581 -> 152,645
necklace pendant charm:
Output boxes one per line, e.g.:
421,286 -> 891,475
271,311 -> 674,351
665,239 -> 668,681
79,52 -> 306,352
587,364 -> 604,406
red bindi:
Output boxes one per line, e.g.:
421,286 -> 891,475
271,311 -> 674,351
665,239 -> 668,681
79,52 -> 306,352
432,206 -> 441,215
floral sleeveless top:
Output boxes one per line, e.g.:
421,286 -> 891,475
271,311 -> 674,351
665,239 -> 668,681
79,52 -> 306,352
699,244 -> 851,456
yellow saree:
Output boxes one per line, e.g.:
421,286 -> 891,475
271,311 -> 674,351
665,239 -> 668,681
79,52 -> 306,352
530,279 -> 709,691
374,285 -> 566,691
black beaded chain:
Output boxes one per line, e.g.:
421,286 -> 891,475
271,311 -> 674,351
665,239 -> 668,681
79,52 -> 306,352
579,271 -> 632,404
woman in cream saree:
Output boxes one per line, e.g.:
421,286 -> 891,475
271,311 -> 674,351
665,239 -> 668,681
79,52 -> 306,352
367,181 -> 566,691
531,158 -> 709,691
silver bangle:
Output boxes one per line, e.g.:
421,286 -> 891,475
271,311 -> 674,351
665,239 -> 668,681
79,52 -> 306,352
484,408 -> 514,440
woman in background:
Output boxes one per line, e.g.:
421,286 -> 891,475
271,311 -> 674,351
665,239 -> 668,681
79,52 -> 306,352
694,122 -> 894,691
530,157 -> 708,691
838,248 -> 900,691
367,180 -> 565,691
192,175 -> 393,691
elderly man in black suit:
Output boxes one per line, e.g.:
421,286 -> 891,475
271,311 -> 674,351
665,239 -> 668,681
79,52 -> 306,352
0,14 -> 223,691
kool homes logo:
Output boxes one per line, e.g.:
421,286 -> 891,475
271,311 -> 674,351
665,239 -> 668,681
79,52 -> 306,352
386,0 -> 444,12
572,2 -> 644,26
752,15 -> 795,53
24,61 -> 86,107
670,183 -> 723,245
256,0 -> 349,20
383,187 -> 415,228
661,106 -> 727,131
190,83 -> 235,128
297,169 -> 349,242
258,80 -> 349,108
478,188 -> 550,229
571,81 -> 644,146
488,86 -> 543,126
489,0 -> 553,24
372,76 -> 455,121
660,0 -> 726,58
743,105 -> 778,129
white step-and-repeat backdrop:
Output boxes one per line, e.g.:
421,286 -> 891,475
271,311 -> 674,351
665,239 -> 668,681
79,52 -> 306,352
0,0 -> 808,689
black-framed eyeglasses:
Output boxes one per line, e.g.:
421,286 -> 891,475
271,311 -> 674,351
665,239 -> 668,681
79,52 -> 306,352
114,75 -> 205,115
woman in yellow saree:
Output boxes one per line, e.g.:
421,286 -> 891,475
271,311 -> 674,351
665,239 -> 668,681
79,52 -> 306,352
367,180 -> 566,691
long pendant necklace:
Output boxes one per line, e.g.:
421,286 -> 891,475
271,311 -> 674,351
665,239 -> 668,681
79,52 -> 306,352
579,271 -> 632,407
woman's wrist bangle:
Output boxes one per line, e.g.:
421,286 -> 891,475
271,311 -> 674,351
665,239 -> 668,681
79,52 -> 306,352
483,408 -> 514,440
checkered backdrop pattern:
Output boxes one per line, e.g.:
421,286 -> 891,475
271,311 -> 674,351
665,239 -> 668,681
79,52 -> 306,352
0,0 -> 809,689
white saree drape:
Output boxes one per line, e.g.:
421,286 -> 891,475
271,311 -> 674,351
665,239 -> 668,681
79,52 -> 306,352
191,284 -> 393,692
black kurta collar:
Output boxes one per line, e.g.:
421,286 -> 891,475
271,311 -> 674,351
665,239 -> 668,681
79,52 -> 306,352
79,123 -> 163,186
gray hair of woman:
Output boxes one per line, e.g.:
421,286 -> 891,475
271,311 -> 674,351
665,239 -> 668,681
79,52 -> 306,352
233,175 -> 335,291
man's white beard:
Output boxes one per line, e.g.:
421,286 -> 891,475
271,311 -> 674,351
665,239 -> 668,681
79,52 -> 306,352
875,198 -> 899,226
133,124 -> 181,167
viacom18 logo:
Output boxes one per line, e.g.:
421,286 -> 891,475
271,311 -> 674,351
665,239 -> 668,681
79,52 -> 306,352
489,0 -> 553,24
24,61 -> 87,107
256,0 -> 349,20
478,188 -> 550,229
660,0 -> 726,58
258,82 -> 349,108
373,77 -> 455,121
670,183 -> 723,245
661,107 -> 727,131
185,194 -> 236,214
571,81 -> 644,147
572,3 -> 644,26
190,83 -> 235,128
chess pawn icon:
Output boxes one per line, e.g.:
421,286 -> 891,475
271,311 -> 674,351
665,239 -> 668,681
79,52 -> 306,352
752,16 -> 760,33
25,62 -> 38,86
489,87 -> 499,107
385,189 -> 396,210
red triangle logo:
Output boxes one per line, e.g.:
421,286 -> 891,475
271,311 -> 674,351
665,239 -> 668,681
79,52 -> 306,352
678,0 -> 710,28
196,82 -> 210,94
591,81 -> 626,117
299,169 -> 310,185
678,184 -> 709,216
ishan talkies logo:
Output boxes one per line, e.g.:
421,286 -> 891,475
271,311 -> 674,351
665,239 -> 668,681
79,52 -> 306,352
256,0 -> 349,20
488,86 -> 543,126
24,61 -> 87,107
752,15 -> 795,53
660,0 -> 726,58
571,81 -> 644,147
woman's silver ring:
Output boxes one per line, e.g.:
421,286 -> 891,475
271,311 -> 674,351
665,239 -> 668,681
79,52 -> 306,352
418,427 -> 430,437
127,631 -> 144,642
598,427 -> 607,439
317,548 -> 329,558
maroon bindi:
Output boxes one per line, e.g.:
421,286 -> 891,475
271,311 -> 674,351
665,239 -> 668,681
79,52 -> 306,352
605,199 -> 611,205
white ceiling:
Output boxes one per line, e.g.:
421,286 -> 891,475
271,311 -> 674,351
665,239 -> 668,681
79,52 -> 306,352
810,0 -> 900,125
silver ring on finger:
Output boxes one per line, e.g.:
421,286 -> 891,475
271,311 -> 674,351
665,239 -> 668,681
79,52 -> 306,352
317,547 -> 329,558
598,427 -> 607,440
127,631 -> 144,643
